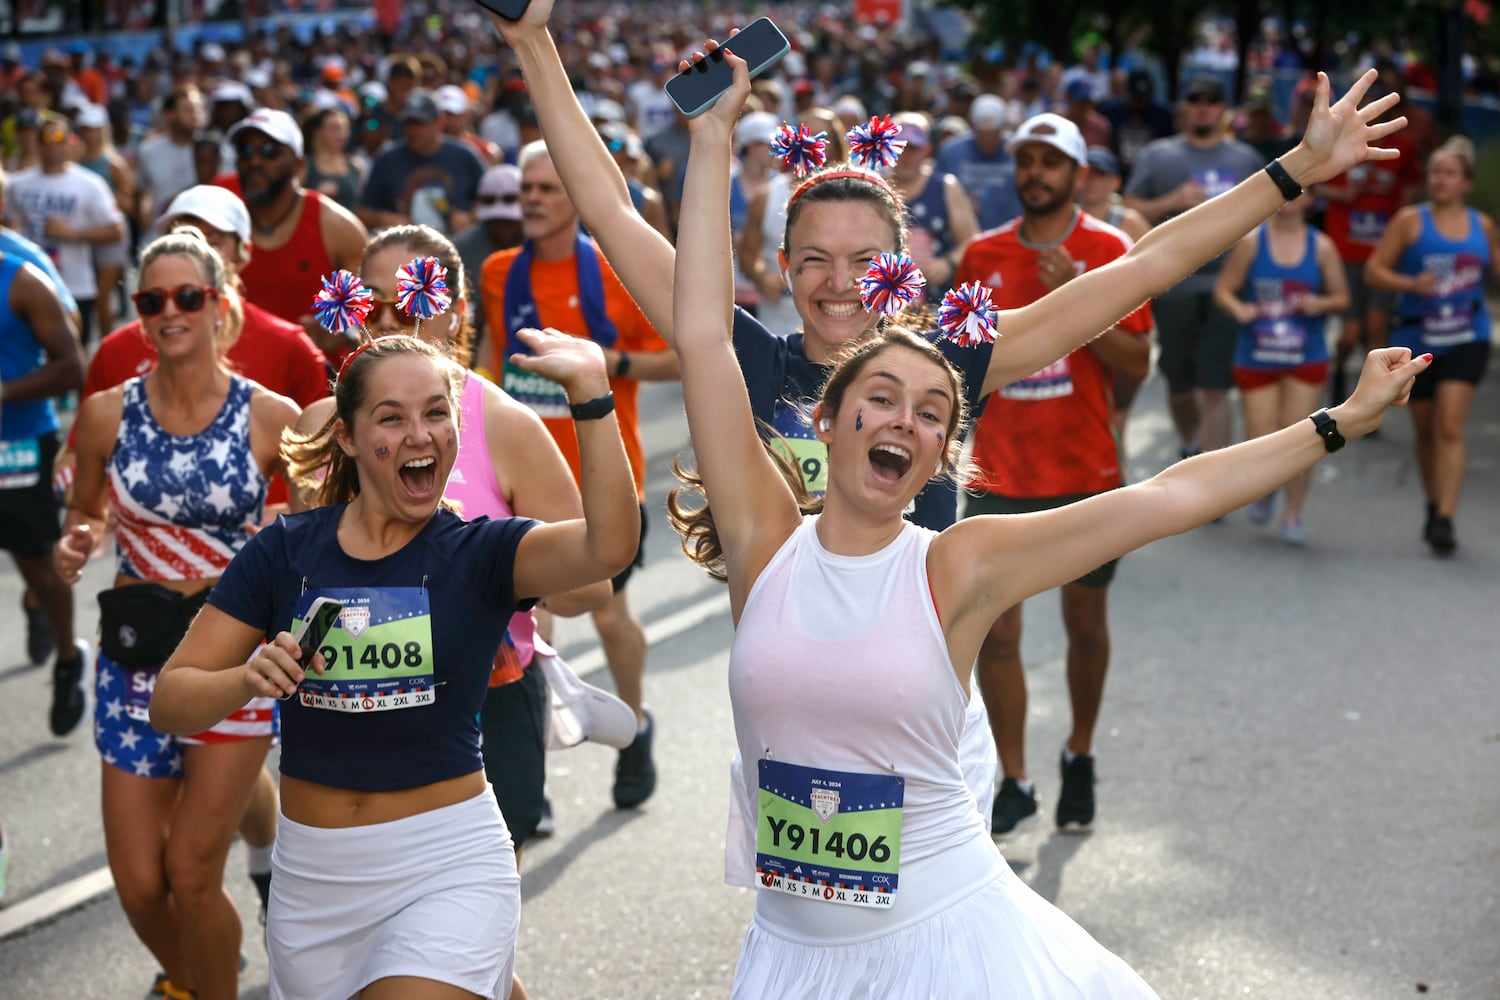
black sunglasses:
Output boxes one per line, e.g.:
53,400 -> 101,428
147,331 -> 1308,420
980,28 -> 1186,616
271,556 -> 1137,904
1184,93 -> 1223,105
476,193 -> 519,205
132,284 -> 219,317
234,138 -> 284,161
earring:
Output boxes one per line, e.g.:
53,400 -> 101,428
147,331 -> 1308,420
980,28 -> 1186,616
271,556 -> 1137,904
818,417 -> 831,432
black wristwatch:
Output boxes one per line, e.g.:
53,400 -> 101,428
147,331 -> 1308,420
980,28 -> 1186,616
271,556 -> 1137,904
614,351 -> 632,378
1309,408 -> 1345,453
570,392 -> 616,421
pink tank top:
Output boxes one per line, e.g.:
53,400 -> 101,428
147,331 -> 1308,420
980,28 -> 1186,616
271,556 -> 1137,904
447,371 -> 537,679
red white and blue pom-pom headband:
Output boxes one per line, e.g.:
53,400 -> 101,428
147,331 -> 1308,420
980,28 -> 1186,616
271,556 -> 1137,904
312,270 -> 374,336
939,281 -> 1002,346
859,252 -> 926,317
770,122 -> 829,177
847,115 -> 907,170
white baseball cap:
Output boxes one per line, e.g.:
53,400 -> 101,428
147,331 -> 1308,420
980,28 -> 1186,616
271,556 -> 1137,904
734,111 -> 779,148
533,638 -> 638,750
1005,112 -> 1088,166
74,103 -> 110,130
475,164 -> 521,222
968,93 -> 1008,131
434,84 -> 470,116
227,107 -> 304,158
160,184 -> 252,244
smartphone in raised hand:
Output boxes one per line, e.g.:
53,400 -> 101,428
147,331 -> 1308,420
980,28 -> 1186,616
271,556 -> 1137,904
473,0 -> 531,21
664,17 -> 791,119
293,598 -> 345,671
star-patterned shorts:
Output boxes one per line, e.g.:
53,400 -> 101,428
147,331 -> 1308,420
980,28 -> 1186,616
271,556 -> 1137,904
94,650 -> 279,779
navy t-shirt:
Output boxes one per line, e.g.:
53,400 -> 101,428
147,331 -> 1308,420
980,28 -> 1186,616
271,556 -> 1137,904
207,504 -> 538,791
360,137 -> 486,229
730,307 -> 993,530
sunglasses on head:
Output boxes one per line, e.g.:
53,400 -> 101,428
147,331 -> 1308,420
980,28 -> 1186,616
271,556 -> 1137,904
234,138 -> 284,161
131,284 -> 219,317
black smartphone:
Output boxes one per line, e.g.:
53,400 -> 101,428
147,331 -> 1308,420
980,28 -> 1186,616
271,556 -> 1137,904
293,597 -> 344,670
664,17 -> 791,118
473,0 -> 531,21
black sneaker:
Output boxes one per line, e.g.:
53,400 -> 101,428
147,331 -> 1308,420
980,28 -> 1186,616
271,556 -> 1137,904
1427,516 -> 1457,556
612,710 -> 657,809
49,641 -> 91,737
1422,502 -> 1437,543
990,777 -> 1037,835
1056,751 -> 1096,832
24,594 -> 54,666
533,796 -> 555,838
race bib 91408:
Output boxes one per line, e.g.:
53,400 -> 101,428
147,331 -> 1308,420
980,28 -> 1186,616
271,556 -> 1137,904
292,587 -> 436,714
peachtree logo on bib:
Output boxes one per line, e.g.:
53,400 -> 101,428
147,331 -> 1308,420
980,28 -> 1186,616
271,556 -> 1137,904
341,607 -> 370,638
810,788 -> 839,823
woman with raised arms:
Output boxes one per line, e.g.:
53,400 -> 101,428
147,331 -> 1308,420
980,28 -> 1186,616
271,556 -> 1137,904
665,42 -> 1422,997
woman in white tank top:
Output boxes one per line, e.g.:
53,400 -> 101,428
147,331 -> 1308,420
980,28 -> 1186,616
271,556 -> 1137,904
668,46 -> 1423,998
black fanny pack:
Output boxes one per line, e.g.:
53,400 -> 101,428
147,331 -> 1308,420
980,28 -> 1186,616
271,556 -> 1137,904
97,584 -> 212,668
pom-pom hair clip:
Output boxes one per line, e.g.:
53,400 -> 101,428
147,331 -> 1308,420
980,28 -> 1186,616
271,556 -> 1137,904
312,269 -> 374,339
859,252 -> 927,317
770,122 -> 829,177
846,115 -> 907,170
395,256 -> 452,340
938,281 -> 1002,346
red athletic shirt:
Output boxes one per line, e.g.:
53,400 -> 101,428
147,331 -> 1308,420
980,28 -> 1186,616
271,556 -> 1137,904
80,301 -> 330,505
234,188 -> 335,330
1322,133 -> 1420,264
957,211 -> 1151,497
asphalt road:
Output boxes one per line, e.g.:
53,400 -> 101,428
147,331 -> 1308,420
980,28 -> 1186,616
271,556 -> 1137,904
1,358 -> 1497,999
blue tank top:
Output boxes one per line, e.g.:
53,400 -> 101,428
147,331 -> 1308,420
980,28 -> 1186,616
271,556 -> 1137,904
107,375 -> 267,580
1392,205 -> 1492,356
1233,226 -> 1329,371
906,170 -> 955,303
0,254 -> 59,442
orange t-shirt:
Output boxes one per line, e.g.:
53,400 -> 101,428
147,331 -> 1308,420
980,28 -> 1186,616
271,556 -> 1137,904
958,211 -> 1151,498
480,243 -> 668,498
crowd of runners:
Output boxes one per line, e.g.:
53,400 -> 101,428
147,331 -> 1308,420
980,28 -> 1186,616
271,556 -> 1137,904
0,1 -> 1495,997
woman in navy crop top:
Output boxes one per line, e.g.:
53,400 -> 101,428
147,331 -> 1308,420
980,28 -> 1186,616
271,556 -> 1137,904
669,50 -> 1425,996
149,332 -> 639,999
56,229 -> 301,1000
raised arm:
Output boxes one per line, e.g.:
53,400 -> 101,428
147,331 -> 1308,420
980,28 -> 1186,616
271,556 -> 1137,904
935,347 -> 1432,663
509,327 -> 641,601
979,71 -> 1406,397
672,43 -> 801,611
489,0 -> 677,340
484,382 -> 610,618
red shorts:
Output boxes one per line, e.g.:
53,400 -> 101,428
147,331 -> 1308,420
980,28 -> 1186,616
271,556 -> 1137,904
1233,361 -> 1330,391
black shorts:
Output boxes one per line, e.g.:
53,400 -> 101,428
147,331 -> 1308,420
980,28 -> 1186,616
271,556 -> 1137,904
480,661 -> 549,847
0,431 -> 62,558
963,489 -> 1120,589
1410,340 -> 1491,401
611,504 -> 648,593
1154,292 -> 1239,393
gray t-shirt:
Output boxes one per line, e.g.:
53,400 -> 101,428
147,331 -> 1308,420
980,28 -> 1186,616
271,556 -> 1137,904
1124,134 -> 1263,295
134,133 -> 198,219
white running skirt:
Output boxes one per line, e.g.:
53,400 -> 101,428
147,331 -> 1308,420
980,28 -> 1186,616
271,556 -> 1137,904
268,788 -> 521,1000
733,831 -> 1159,999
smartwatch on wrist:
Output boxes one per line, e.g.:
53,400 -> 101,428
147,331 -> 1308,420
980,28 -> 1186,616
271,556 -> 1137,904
1309,408 -> 1345,453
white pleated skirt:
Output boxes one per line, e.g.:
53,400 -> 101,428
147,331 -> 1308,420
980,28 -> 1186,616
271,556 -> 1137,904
732,831 -> 1160,1000
268,787 -> 520,1000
